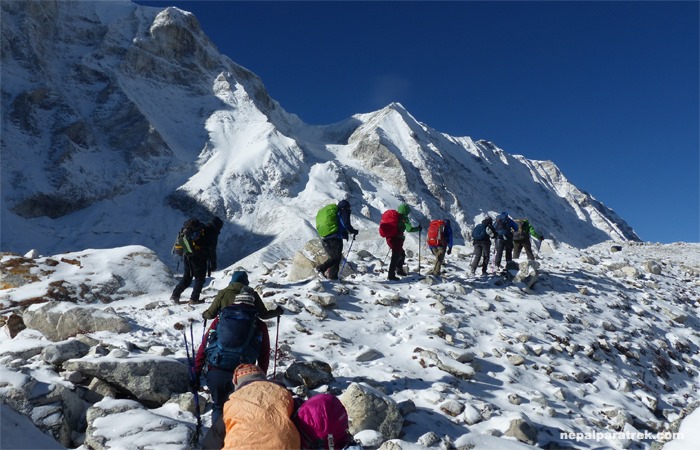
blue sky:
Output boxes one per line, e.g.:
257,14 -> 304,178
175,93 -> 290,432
138,1 -> 699,243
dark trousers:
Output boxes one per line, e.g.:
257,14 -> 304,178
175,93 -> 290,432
513,239 -> 535,260
317,238 -> 344,279
204,369 -> 234,426
172,256 -> 207,301
470,241 -> 491,274
387,236 -> 406,277
494,237 -> 513,267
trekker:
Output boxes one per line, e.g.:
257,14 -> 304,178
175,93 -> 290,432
383,203 -> 421,281
316,199 -> 359,280
203,364 -> 301,450
512,218 -> 544,261
294,393 -> 355,450
202,270 -> 283,321
493,212 -> 518,269
171,216 -> 224,305
426,219 -> 453,276
195,271 -> 283,426
470,216 -> 497,275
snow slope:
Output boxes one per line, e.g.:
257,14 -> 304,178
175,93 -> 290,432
1,239 -> 698,449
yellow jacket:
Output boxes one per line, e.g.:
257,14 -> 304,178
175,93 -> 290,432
222,381 -> 301,450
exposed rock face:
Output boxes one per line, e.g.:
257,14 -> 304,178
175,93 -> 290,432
62,356 -> 189,406
23,303 -> 132,341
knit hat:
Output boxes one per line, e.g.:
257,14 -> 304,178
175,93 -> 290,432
233,286 -> 256,306
233,364 -> 265,390
337,199 -> 350,210
398,203 -> 410,215
230,271 -> 249,286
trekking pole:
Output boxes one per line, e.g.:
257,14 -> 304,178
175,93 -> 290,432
418,230 -> 422,274
273,315 -> 281,378
339,235 -> 355,279
184,322 -> 202,439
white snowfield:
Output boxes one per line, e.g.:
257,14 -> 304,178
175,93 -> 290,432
1,239 -> 698,449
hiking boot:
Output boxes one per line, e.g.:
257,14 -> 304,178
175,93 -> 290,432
387,275 -> 400,281
170,295 -> 180,305
188,299 -> 204,305
396,269 -> 407,276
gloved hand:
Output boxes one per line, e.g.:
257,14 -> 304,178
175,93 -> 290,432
352,230 -> 359,237
417,225 -> 423,232
274,305 -> 284,316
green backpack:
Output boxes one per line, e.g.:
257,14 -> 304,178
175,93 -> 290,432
316,204 -> 339,237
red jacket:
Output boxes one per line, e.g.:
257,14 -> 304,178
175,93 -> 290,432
195,318 -> 270,376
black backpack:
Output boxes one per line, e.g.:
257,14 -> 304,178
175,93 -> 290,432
172,219 -> 205,256
204,303 -> 262,371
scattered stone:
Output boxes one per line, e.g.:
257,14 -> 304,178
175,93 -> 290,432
376,292 -> 401,306
308,292 -> 336,308
507,354 -> 526,366
355,429 -> 385,448
580,255 -> 599,265
508,393 -> 524,405
41,339 -> 90,366
397,399 -> 416,416
620,266 -> 641,279
643,260 -> 662,275
462,403 -> 483,425
504,416 -> 538,445
417,431 -> 441,447
439,399 -> 464,417
340,382 -> 403,439
355,348 -> 383,362
284,360 -> 334,388
303,302 -> 327,319
3,313 -> 26,338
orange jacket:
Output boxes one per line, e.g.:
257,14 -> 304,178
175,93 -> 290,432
222,381 -> 301,450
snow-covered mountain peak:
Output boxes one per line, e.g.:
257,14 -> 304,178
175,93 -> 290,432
1,0 -> 639,266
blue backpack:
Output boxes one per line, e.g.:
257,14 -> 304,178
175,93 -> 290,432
205,304 -> 262,371
494,214 -> 511,237
471,223 -> 489,241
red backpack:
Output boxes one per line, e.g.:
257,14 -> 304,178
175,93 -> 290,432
379,210 -> 401,238
426,220 -> 446,247
294,394 -> 353,450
